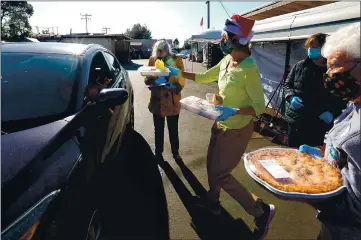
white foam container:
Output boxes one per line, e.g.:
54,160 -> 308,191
243,147 -> 346,200
138,66 -> 170,77
180,96 -> 222,120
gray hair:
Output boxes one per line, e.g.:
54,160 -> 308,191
322,22 -> 360,59
152,39 -> 172,58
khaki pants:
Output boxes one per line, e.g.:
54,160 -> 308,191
206,121 -> 264,217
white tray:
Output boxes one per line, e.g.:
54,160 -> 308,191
180,96 -> 222,120
138,66 -> 170,77
243,147 -> 346,200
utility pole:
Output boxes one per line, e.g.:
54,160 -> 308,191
102,27 -> 110,34
80,13 -> 92,34
206,1 -> 210,29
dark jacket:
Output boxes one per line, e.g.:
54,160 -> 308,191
283,57 -> 346,125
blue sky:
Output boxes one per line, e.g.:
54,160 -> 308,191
30,1 -> 267,45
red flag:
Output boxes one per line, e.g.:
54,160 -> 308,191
200,17 -> 204,27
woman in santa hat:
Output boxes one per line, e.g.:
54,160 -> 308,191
168,15 -> 275,240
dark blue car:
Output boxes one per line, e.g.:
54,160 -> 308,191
1,43 -> 169,240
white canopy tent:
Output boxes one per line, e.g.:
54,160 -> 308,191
187,29 -> 222,67
190,29 -> 222,40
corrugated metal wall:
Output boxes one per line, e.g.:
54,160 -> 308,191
114,40 -> 130,64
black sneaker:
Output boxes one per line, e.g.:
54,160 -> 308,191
253,200 -> 275,240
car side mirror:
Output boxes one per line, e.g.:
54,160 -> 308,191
96,88 -> 129,109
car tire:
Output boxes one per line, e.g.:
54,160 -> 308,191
42,185 -> 97,239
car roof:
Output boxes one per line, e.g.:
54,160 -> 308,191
1,42 -> 104,56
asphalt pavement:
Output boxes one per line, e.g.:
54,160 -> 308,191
125,59 -> 320,240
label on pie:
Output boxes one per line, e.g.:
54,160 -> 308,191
259,160 -> 290,179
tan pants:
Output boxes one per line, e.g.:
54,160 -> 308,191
206,121 -> 264,217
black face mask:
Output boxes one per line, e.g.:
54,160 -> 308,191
324,65 -> 361,102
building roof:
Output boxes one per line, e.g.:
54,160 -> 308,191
128,39 -> 172,43
60,33 -> 132,40
251,1 -> 360,42
1,42 -> 103,55
130,42 -> 142,46
241,1 -> 336,20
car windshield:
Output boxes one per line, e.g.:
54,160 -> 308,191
1,53 -> 80,123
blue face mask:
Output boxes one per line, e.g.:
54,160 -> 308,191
308,48 -> 321,60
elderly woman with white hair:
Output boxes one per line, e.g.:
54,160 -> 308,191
144,39 -> 186,162
299,22 -> 361,240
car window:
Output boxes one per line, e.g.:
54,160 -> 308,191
103,52 -> 121,79
1,53 -> 80,122
84,52 -> 113,102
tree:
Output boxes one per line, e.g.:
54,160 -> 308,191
1,1 -> 34,40
125,23 -> 152,39
173,38 -> 179,48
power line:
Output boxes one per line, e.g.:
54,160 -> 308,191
80,13 -> 92,34
219,2 -> 231,18
225,4 -> 234,16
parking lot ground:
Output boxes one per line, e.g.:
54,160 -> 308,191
124,59 -> 320,240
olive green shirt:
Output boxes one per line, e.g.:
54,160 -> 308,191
195,55 -> 265,130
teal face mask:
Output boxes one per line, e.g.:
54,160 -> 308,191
220,41 -> 233,55
308,48 -> 321,60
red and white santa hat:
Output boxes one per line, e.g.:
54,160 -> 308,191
223,14 -> 255,45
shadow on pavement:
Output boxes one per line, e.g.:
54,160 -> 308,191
96,127 -> 253,239
159,158 -> 255,240
123,61 -> 144,71
96,129 -> 169,240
